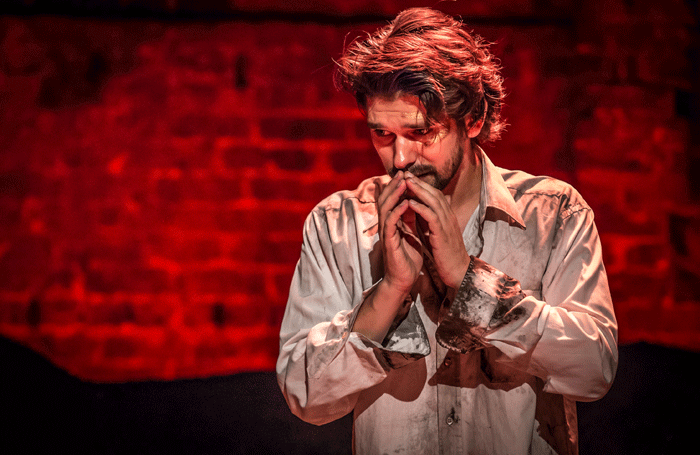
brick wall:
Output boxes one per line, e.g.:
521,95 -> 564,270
1,0 -> 698,381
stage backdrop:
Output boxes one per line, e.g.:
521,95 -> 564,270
0,0 -> 698,381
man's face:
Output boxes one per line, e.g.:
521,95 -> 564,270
366,94 -> 467,191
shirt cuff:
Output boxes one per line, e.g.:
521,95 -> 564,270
351,281 -> 431,370
436,256 -> 526,353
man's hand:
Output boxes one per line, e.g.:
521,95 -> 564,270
377,170 -> 424,295
404,172 -> 471,289
351,171 -> 425,343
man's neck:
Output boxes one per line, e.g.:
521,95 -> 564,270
444,144 -> 483,231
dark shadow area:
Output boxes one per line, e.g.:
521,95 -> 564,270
1,335 -> 698,454
577,342 -> 700,455
0,336 -> 352,455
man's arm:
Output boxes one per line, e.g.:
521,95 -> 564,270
276,208 -> 387,425
276,188 -> 430,425
437,207 -> 618,401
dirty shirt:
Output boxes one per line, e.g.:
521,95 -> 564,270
277,149 -> 618,455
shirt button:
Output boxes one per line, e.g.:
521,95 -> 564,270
444,357 -> 452,367
446,416 -> 455,426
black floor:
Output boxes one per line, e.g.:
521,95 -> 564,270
1,336 -> 698,454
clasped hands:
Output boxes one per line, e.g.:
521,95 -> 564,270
378,170 -> 471,296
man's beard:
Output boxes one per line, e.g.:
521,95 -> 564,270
389,140 -> 465,191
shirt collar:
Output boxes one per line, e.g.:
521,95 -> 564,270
477,146 -> 526,230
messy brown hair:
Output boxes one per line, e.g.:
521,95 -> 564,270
335,7 -> 506,144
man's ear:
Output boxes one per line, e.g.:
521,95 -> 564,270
465,99 -> 487,139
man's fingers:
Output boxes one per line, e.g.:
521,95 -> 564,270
404,173 -> 450,217
408,199 -> 439,233
378,174 -> 407,219
379,171 -> 404,200
382,198 -> 409,242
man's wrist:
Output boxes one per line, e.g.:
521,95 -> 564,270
447,255 -> 472,290
354,278 -> 412,343
381,275 -> 414,300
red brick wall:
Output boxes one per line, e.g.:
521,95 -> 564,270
1,0 -> 698,381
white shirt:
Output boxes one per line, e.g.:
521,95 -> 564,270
277,149 -> 618,455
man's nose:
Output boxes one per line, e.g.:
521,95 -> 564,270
393,136 -> 418,171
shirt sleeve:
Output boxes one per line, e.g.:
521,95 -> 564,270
436,207 -> 618,402
276,207 -> 430,425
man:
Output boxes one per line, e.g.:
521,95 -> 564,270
277,7 -> 618,455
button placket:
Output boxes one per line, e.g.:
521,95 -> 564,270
437,345 -> 463,454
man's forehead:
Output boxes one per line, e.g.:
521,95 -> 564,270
366,95 -> 428,126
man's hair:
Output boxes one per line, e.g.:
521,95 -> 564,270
335,7 -> 506,144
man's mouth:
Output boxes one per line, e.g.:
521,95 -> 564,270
408,167 -> 436,179
412,172 -> 437,185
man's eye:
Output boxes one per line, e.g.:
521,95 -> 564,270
372,129 -> 391,137
410,128 -> 435,140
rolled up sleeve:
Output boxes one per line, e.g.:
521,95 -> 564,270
435,208 -> 618,402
